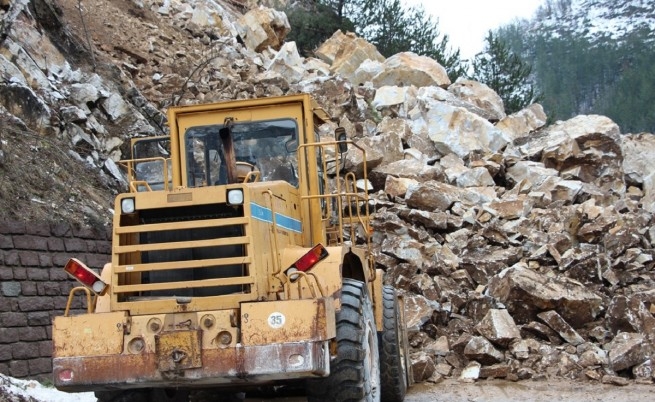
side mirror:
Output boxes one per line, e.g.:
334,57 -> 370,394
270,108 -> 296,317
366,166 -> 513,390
335,127 -> 348,154
285,138 -> 298,153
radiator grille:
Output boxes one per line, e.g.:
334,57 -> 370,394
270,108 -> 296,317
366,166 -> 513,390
112,203 -> 254,302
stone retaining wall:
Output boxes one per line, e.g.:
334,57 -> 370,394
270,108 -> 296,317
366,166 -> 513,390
0,221 -> 111,379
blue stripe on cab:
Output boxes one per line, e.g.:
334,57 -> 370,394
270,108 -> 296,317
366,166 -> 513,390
251,203 -> 302,233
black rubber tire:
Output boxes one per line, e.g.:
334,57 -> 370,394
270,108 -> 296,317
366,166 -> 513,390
151,388 -> 190,402
96,388 -> 189,402
378,286 -> 408,402
95,390 -> 149,402
189,389 -> 244,401
307,278 -> 381,401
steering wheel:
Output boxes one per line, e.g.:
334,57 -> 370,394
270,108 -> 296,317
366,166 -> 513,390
236,161 -> 259,183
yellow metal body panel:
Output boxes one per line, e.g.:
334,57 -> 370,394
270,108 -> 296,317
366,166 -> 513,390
247,181 -> 303,297
156,330 -> 202,371
52,312 -> 127,358
241,298 -> 336,346
122,310 -> 239,356
53,94 -> 387,393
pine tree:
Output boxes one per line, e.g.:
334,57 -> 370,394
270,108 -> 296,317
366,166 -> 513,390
596,29 -> 655,133
471,31 -> 538,114
494,10 -> 655,133
284,2 -> 354,56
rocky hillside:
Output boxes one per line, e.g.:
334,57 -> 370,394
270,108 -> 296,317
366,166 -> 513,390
533,0 -> 655,43
502,0 -> 655,133
1,0 -> 655,387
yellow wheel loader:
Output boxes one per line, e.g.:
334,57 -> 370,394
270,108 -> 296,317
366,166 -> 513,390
52,94 -> 412,402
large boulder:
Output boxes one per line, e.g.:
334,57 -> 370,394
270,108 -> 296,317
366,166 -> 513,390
372,52 -> 451,89
236,7 -> 290,52
496,103 -> 548,141
183,1 -> 240,38
369,158 -> 445,190
487,265 -> 603,327
514,115 -> 624,201
448,78 -> 506,122
475,309 -> 521,347
607,332 -> 651,372
315,30 -> 385,82
0,83 -> 52,134
622,133 -> 655,185
537,310 -> 585,345
352,59 -> 384,86
408,99 -> 511,159
464,336 -> 504,365
405,181 -> 494,212
372,86 -> 418,111
643,172 -> 655,213
265,42 -> 305,84
505,161 -> 559,187
356,130 -> 404,166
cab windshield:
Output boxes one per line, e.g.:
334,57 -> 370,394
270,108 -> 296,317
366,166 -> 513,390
184,119 -> 299,187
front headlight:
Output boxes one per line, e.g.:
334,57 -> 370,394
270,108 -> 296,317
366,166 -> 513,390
121,197 -> 135,214
227,189 -> 244,205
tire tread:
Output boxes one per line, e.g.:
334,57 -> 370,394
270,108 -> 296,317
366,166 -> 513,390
307,279 -> 379,402
379,286 -> 408,402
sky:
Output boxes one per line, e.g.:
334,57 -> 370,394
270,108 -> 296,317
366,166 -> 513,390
408,0 -> 545,60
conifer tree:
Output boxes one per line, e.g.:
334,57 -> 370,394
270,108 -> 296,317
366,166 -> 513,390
471,31 -> 538,114
284,1 -> 353,56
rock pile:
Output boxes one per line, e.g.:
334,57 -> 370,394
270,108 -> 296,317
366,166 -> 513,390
1,0 -> 654,386
354,64 -> 655,385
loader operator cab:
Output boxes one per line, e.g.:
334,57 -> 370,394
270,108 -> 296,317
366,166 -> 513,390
184,118 -> 300,188
128,119 -> 309,192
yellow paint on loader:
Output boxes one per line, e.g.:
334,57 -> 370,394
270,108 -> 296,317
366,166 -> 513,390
52,94 -> 410,400
52,312 -> 127,357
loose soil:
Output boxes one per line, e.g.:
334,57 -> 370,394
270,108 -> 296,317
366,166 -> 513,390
404,379 -> 655,402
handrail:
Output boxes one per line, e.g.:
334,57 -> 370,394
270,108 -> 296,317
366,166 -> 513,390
281,270 -> 327,300
119,156 -> 171,192
297,139 -> 375,282
243,170 -> 260,183
343,171 -> 376,281
64,286 -> 95,316
129,180 -> 152,192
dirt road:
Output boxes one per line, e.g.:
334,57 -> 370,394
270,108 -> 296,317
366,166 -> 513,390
404,379 -> 655,402
239,379 -> 655,402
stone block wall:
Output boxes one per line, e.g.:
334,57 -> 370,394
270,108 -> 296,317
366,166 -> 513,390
0,221 -> 111,379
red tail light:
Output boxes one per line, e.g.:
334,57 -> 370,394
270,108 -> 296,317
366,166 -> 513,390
64,258 -> 108,295
285,244 -> 329,281
58,369 -> 74,382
